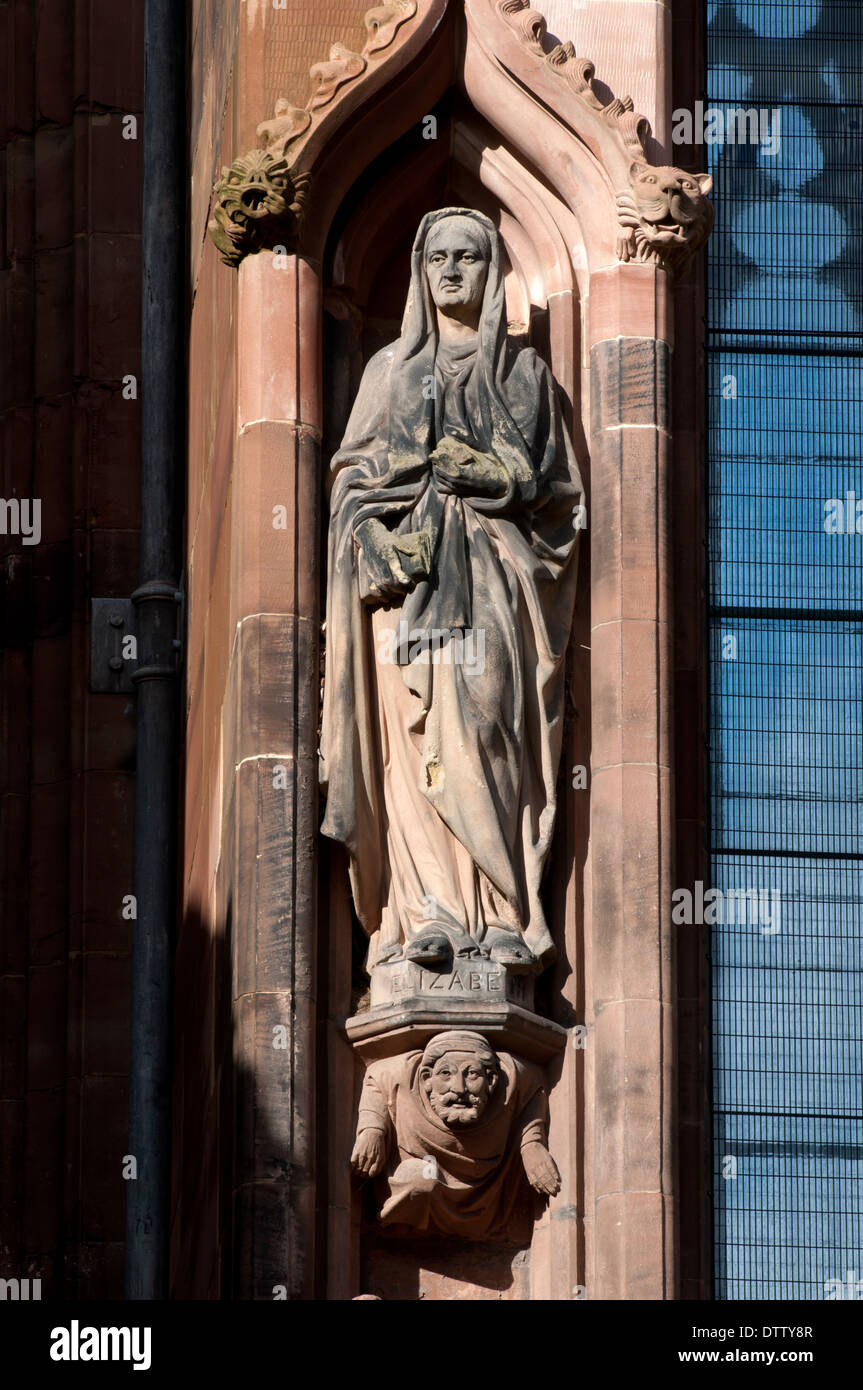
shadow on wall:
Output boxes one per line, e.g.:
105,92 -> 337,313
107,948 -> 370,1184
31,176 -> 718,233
170,900 -> 243,1298
170,892 -> 331,1301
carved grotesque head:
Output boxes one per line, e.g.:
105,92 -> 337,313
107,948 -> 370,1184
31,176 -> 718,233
420,1031 -> 500,1128
628,161 -> 712,229
617,162 -> 714,273
423,215 -> 491,323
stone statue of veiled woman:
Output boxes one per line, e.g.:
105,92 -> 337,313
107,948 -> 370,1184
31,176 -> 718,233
320,208 -> 583,977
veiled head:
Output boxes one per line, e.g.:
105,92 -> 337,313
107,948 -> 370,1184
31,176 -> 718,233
423,214 -> 491,325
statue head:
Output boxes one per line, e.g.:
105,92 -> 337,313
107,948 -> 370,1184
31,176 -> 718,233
419,1030 -> 500,1128
423,213 -> 491,329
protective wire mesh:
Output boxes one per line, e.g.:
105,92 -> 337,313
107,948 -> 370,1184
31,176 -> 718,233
706,0 -> 863,1299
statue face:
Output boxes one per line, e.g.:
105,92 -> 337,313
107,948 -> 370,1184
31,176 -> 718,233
422,1049 -> 496,1127
424,220 -> 489,320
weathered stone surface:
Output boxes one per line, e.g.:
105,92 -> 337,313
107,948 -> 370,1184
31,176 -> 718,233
350,1030 -> 559,1239
323,208 -> 583,1009
370,956 -> 534,1012
362,1238 -> 531,1300
182,0 -> 713,1303
587,325 -> 677,1301
590,336 -> 670,434
207,150 -> 310,267
347,1001 -> 567,1065
588,262 -> 672,349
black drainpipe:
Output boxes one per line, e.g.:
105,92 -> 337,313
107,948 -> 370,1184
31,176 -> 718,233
125,0 -> 185,1301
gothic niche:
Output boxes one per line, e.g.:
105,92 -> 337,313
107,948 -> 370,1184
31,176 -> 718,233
319,206 -> 582,1236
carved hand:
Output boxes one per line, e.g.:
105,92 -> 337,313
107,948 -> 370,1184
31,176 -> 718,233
351,1127 -> 388,1178
521,1141 -> 561,1196
354,517 -> 431,604
429,436 -> 507,498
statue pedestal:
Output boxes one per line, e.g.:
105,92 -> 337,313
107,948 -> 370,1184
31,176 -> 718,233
371,955 -> 533,1011
346,957 -> 567,1063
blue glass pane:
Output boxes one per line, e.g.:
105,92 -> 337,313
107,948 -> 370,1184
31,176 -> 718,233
707,0 -> 863,1299
711,621 -> 863,853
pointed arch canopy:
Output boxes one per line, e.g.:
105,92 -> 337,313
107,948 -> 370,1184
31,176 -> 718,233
208,0 -> 712,279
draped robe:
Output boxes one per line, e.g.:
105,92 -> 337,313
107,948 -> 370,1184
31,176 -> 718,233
319,208 -> 583,966
356,1048 -> 549,1239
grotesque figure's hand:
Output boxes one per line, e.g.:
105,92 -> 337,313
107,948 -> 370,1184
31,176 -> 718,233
354,516 -> 432,604
430,436 -> 507,499
351,1127 -> 388,1178
521,1141 -> 561,1196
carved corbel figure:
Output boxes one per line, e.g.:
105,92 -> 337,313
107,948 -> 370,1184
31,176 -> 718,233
351,1031 -> 560,1238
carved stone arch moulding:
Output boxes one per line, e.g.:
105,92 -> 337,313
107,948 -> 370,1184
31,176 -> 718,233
325,117 -> 581,400
208,0 -> 712,276
208,0 -> 714,1301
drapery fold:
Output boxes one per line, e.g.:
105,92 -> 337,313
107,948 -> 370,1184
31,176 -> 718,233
319,208 -> 583,962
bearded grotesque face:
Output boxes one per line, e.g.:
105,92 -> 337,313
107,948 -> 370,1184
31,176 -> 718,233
421,1048 -> 498,1127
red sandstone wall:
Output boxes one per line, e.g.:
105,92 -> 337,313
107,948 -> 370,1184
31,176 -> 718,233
0,0 -> 143,1297
177,0 -> 704,1301
173,0 -> 236,1300
0,0 -> 707,1304
177,0 -> 373,1302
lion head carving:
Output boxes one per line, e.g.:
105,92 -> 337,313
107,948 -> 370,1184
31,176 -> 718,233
617,161 -> 714,273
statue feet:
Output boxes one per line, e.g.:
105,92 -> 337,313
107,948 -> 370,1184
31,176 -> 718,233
487,934 -> 539,975
375,941 -> 402,964
403,929 -> 452,965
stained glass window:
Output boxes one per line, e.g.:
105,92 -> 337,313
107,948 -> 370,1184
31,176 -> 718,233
706,0 -> 863,1299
